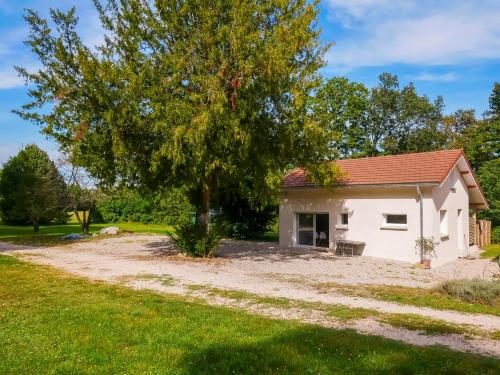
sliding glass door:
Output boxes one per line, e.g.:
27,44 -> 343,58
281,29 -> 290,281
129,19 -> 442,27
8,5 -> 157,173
296,213 -> 329,248
297,213 -> 314,246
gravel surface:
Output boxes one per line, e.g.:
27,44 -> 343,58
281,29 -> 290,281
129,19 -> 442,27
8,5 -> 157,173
2,234 -> 500,357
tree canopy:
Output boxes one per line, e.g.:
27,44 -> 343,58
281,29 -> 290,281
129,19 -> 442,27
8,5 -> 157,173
313,73 -> 445,157
16,0 -> 337,237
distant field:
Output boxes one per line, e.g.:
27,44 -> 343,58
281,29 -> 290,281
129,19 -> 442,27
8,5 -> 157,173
0,222 -> 173,246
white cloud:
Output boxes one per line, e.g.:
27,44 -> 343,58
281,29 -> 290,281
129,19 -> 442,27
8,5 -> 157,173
0,67 -> 25,89
324,0 -> 500,69
412,72 -> 457,82
326,0 -> 415,26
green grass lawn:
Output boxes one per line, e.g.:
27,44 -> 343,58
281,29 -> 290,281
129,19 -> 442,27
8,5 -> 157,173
0,255 -> 499,374
481,244 -> 500,259
0,222 -> 173,246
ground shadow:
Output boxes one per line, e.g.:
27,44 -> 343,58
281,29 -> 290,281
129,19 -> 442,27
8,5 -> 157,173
143,237 -> 337,262
0,241 -> 38,253
143,238 -> 180,256
215,240 -> 336,263
177,325 -> 499,375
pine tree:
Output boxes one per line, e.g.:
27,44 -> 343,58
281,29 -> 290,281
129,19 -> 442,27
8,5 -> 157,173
0,145 -> 67,231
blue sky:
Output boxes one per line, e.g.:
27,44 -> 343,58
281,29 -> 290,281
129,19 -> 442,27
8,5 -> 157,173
1,0 -> 499,163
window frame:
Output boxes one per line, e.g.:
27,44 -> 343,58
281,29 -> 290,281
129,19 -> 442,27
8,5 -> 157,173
341,213 -> 349,225
381,213 -> 408,230
440,209 -> 449,239
336,212 -> 349,229
295,212 -> 329,248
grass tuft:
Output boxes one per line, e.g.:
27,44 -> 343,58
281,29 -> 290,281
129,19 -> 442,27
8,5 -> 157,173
316,281 -> 500,316
436,279 -> 500,306
481,244 -> 500,259
381,314 -> 472,336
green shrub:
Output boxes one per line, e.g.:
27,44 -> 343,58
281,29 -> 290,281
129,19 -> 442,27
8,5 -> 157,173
168,222 -> 221,257
95,188 -> 194,226
151,188 -> 195,226
95,189 -> 152,223
436,279 -> 500,306
492,226 -> 500,244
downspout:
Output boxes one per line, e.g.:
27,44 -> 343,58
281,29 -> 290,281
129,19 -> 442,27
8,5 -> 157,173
416,185 -> 424,262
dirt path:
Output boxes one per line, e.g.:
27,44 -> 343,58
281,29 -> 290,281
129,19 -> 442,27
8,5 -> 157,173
2,235 -> 500,357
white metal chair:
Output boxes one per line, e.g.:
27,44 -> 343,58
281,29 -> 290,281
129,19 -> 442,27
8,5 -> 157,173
317,231 -> 327,247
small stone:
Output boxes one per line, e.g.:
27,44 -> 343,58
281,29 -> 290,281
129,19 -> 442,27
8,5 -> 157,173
99,226 -> 120,235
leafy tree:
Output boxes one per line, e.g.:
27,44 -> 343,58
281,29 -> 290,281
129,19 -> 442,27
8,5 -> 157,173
0,145 -> 67,231
443,85 -> 499,170
16,0 -> 337,253
486,82 -> 500,118
312,77 -> 368,158
315,74 -> 445,157
363,73 -> 444,156
460,119 -> 499,170
58,156 -> 101,233
477,159 -> 499,226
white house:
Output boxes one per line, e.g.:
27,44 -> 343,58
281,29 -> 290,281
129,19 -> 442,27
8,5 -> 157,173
279,149 -> 488,267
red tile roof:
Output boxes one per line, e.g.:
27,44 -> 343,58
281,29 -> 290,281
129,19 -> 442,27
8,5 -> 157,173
283,149 -> 465,188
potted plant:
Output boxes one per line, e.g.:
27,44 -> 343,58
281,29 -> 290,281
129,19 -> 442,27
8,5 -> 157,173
415,237 -> 439,269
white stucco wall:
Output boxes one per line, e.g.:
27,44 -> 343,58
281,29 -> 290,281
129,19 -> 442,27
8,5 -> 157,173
280,186 -> 429,264
430,167 -> 470,267
279,174 -> 470,267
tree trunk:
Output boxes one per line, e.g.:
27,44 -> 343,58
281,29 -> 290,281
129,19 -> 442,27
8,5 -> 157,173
33,222 -> 39,232
83,206 -> 94,234
82,210 -> 88,234
197,180 -> 212,236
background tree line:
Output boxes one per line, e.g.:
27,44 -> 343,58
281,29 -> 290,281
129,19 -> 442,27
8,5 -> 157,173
314,75 -> 499,228
0,144 -> 277,240
2,78 -> 497,239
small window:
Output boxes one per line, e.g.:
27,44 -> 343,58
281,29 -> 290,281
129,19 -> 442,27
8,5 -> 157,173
386,214 -> 407,225
440,210 -> 448,238
341,213 -> 349,225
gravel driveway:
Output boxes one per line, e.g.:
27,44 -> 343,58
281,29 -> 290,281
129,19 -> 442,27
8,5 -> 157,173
3,233 -> 496,287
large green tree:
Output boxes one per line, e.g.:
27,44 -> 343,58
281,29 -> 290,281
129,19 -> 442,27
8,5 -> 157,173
364,73 -> 444,156
0,145 -> 67,231
314,74 -> 445,157
312,77 -> 368,158
487,82 -> 500,118
15,0 -> 337,238
477,158 -> 499,226
443,84 -> 500,171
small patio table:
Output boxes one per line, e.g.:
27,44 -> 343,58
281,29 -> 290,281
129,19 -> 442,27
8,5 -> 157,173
334,240 -> 365,257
